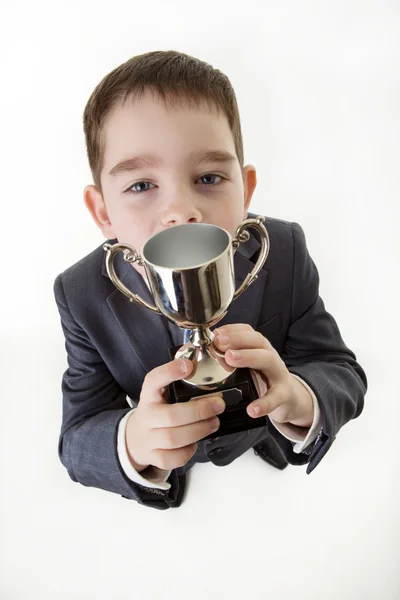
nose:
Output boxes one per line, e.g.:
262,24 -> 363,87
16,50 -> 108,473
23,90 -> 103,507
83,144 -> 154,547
160,195 -> 203,227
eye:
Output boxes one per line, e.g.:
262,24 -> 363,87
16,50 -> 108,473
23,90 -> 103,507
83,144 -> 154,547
124,181 -> 155,195
123,174 -> 226,195
197,174 -> 224,186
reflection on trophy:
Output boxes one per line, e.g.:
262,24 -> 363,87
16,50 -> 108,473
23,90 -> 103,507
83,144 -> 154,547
103,216 -> 270,440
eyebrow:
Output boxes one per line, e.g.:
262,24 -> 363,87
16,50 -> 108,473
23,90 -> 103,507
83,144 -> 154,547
108,150 -> 237,176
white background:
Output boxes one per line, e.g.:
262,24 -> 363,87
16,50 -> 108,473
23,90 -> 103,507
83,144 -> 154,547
1,1 -> 399,599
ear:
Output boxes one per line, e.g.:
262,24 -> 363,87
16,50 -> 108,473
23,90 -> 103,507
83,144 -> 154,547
84,185 -> 116,239
241,165 -> 257,218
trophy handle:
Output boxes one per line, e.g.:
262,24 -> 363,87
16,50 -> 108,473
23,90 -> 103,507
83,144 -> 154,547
232,216 -> 270,300
103,242 -> 162,314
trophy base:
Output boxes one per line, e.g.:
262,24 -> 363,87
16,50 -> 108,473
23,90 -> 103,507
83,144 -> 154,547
167,344 -> 267,440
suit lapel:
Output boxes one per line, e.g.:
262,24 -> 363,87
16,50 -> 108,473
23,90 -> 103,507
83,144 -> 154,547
216,237 -> 268,330
104,247 -> 174,374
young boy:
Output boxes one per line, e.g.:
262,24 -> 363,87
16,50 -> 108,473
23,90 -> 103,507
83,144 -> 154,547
54,50 -> 367,510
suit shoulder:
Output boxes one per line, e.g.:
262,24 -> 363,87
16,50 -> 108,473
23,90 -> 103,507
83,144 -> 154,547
248,211 -> 294,230
53,242 -> 112,308
248,212 -> 300,243
56,243 -> 105,282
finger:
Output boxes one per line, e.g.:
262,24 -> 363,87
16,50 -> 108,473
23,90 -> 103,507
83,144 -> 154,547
214,323 -> 253,337
224,348 -> 287,382
140,358 -> 193,404
150,395 -> 226,428
153,415 -> 221,450
246,390 -> 290,420
150,443 -> 199,471
214,330 -> 270,352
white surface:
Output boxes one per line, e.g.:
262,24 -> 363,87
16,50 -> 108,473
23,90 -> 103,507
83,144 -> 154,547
0,1 -> 399,599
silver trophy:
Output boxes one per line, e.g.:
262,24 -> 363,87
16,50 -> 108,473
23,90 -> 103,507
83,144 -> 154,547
104,216 -> 270,438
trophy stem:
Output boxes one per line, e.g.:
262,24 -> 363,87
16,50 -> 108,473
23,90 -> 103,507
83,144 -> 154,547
175,326 -> 236,389
189,326 -> 214,347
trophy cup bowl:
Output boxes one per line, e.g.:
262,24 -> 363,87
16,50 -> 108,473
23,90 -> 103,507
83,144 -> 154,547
104,216 -> 270,439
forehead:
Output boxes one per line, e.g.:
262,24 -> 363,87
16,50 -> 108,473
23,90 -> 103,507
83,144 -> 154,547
102,91 -> 235,167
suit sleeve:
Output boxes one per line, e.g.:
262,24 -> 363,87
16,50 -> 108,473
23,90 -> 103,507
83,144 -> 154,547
265,222 -> 368,474
53,273 -> 182,509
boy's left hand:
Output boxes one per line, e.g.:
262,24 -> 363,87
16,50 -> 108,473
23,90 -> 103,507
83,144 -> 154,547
214,324 -> 314,428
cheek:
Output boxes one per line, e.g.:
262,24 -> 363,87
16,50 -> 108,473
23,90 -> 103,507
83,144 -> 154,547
218,203 -> 246,233
106,205 -> 143,243
109,200 -> 142,226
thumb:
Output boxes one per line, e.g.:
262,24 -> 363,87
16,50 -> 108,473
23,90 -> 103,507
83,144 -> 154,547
140,358 -> 193,405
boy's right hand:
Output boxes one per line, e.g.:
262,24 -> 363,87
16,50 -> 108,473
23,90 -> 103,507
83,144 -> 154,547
125,358 -> 226,473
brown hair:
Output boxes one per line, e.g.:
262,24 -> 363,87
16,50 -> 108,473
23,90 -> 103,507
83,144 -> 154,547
83,50 -> 244,192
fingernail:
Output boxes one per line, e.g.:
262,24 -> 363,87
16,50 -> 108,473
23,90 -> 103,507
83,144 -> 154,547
218,334 -> 230,345
212,399 -> 225,414
251,405 -> 261,416
211,417 -> 220,430
229,350 -> 240,360
179,359 -> 188,374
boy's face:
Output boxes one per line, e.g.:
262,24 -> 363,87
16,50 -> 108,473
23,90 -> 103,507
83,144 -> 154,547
84,91 -> 257,276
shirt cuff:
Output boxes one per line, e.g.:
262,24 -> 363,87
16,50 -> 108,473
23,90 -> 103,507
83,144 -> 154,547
269,374 -> 322,454
117,408 -> 172,490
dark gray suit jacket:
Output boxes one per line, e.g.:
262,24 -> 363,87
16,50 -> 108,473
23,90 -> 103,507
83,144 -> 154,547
53,214 -> 367,510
